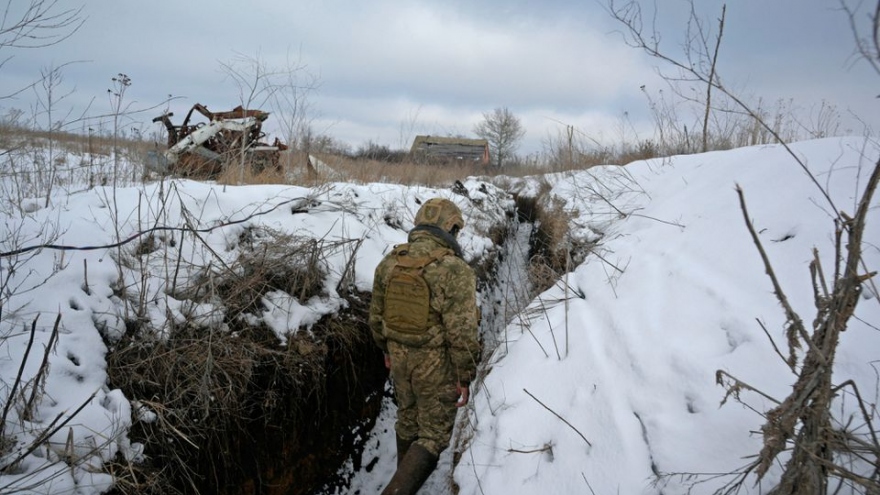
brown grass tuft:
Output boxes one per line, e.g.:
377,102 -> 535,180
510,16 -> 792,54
528,195 -> 575,292
306,152 -> 492,187
216,159 -> 288,185
175,227 -> 327,317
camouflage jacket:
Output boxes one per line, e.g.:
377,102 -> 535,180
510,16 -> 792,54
370,228 -> 480,383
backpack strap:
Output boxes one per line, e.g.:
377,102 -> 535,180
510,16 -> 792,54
393,246 -> 453,268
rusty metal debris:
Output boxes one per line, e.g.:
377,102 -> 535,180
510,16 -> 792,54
153,103 -> 287,178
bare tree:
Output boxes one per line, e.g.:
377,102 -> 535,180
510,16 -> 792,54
473,106 -> 525,168
696,3 -> 725,152
268,48 -> 320,176
32,62 -> 77,206
270,49 -> 319,145
219,51 -> 287,184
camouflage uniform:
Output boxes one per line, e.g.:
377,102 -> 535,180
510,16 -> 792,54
370,204 -> 480,458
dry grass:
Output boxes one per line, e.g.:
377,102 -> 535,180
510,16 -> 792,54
221,229 -> 326,313
308,152 -> 492,187
150,226 -> 329,318
528,192 -> 576,292
291,144 -> 668,189
0,122 -> 747,193
106,319 -> 325,494
212,149 -> 657,189
0,125 -> 150,158
215,157 -> 289,185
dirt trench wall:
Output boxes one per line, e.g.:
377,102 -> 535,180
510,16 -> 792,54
511,190 -> 590,293
106,293 -> 387,495
225,299 -> 387,495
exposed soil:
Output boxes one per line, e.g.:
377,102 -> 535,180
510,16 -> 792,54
105,293 -> 386,495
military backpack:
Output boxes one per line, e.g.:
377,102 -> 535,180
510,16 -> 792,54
383,244 -> 452,335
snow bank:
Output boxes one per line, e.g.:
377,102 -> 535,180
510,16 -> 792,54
455,137 -> 880,494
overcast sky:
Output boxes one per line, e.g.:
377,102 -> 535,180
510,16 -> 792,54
1,0 -> 877,156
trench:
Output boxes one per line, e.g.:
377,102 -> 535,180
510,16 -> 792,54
106,193 -> 546,495
477,215 -> 536,359
328,194 -> 541,495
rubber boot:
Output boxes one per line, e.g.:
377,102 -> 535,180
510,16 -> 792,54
381,443 -> 438,495
396,435 -> 415,467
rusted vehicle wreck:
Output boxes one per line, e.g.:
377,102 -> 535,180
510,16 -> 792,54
153,103 -> 287,178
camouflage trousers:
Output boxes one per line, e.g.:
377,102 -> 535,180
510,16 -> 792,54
387,341 -> 460,457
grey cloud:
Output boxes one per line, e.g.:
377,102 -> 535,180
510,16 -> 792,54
1,0 -> 876,156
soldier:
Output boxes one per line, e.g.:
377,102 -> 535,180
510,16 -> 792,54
370,197 -> 481,495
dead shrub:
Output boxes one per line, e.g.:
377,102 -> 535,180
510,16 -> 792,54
528,253 -> 563,293
217,158 -> 287,185
180,227 -> 327,317
617,139 -> 661,164
131,234 -> 159,257
529,195 -> 575,291
105,318 -> 325,494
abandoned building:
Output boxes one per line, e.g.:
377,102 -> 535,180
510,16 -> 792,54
410,135 -> 490,165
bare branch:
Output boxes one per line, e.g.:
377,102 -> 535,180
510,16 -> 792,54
0,314 -> 38,437
735,184 -> 812,368
607,0 -> 840,214
701,4 -> 725,152
716,369 -> 782,406
755,318 -> 795,373
840,0 -> 880,77
523,388 -> 592,447
0,0 -> 84,51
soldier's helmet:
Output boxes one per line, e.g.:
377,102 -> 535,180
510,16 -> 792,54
414,198 -> 465,234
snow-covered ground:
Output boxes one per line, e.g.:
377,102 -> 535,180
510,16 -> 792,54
1,136 -> 879,494
452,137 -> 880,494
0,161 -> 512,494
